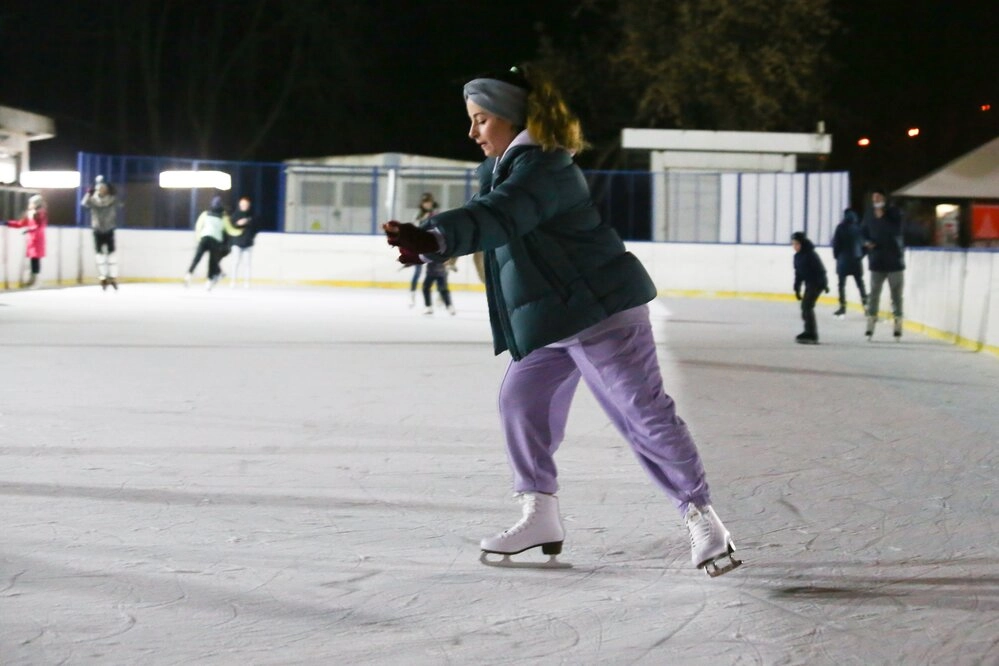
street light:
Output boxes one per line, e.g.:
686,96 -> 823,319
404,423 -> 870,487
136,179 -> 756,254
907,128 -> 920,137
857,137 -> 871,147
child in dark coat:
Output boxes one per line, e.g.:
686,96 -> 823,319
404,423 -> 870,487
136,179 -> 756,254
791,231 -> 829,344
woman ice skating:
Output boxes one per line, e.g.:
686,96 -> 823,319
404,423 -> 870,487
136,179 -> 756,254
228,196 -> 258,288
408,192 -> 439,307
7,194 -> 48,289
383,64 -> 740,576
184,196 -> 229,290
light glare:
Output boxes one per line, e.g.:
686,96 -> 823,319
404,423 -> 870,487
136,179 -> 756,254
19,170 -> 82,189
159,170 -> 232,190
857,137 -> 871,147
907,128 -> 920,137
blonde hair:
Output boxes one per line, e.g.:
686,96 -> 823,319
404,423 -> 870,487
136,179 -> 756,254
521,65 -> 587,154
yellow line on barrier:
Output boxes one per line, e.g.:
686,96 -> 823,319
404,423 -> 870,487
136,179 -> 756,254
4,280 -> 996,359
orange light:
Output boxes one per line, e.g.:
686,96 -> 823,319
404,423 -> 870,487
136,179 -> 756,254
907,128 -> 920,137
857,137 -> 871,147
982,104 -> 992,112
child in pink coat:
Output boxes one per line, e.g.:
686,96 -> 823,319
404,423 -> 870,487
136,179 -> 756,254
7,194 -> 48,288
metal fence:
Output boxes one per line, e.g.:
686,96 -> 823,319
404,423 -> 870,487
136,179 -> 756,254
76,153 -> 282,233
75,152 -> 847,245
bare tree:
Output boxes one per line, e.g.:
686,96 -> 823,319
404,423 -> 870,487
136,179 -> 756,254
538,0 -> 837,167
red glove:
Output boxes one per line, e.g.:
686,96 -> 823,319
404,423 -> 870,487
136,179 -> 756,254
382,221 -> 438,254
396,246 -> 423,266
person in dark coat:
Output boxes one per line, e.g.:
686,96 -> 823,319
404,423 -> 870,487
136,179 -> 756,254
831,208 -> 867,316
228,196 -> 258,288
408,192 -> 439,307
862,189 -> 906,340
382,64 -> 739,576
792,231 -> 829,344
421,257 -> 457,315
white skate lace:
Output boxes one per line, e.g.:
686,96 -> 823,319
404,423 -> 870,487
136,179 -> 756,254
501,494 -> 537,536
687,506 -> 714,551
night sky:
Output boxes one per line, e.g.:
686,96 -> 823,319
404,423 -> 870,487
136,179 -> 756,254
2,0 -> 996,193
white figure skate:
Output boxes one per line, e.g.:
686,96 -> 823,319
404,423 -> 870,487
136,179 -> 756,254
685,504 -> 742,577
480,492 -> 570,569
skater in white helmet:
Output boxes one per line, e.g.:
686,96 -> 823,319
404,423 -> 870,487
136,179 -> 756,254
81,175 -> 119,290
384,64 -> 740,576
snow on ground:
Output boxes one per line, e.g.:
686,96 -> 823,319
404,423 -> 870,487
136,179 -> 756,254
2,282 -> 998,665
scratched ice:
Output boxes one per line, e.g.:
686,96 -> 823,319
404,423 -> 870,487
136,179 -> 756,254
2,284 -> 998,665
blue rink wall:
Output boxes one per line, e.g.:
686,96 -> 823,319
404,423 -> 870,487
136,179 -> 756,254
2,226 -> 998,356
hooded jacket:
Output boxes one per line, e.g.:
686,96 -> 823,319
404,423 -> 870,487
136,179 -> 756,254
793,237 -> 828,293
423,141 -> 657,360
832,211 -> 865,275
195,207 -> 227,242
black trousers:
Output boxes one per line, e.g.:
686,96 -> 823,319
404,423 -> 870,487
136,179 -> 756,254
423,274 -> 452,307
836,269 -> 867,306
188,237 -> 223,279
800,285 -> 822,336
93,229 -> 116,254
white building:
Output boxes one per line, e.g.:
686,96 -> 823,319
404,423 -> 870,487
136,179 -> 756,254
622,128 -> 848,244
282,153 -> 478,234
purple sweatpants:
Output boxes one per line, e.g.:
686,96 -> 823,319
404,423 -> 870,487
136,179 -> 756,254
498,316 -> 710,516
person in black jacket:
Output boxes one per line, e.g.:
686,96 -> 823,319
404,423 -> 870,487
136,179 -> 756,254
831,208 -> 868,316
228,196 -> 258,288
791,231 -> 829,344
862,189 -> 906,340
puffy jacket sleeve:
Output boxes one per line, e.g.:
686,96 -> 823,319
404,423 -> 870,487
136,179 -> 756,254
424,151 -> 567,258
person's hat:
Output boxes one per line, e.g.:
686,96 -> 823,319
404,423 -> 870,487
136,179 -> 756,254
210,195 -> 223,210
791,231 -> 807,242
28,194 -> 45,208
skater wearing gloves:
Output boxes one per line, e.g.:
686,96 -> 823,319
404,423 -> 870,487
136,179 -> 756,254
6,194 -> 47,288
384,64 -> 740,576
791,231 -> 829,344
81,175 -> 119,290
862,189 -> 906,340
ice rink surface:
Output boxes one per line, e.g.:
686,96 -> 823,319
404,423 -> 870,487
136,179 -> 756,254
2,282 -> 998,665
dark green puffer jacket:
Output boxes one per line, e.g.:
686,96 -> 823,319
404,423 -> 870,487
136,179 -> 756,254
425,144 -> 657,360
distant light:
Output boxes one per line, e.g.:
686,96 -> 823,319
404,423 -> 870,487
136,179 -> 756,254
857,137 -> 871,147
159,170 -> 232,190
0,156 -> 16,185
19,170 -> 82,189
907,128 -> 920,137
982,104 -> 992,112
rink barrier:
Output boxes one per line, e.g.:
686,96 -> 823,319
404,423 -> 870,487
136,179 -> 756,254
3,227 -> 997,357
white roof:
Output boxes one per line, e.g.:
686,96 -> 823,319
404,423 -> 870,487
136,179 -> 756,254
284,152 -> 478,169
621,128 -> 831,154
894,135 -> 999,199
0,104 -> 55,140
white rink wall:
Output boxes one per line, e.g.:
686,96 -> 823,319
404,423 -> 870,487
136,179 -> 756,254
3,227 -> 998,353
